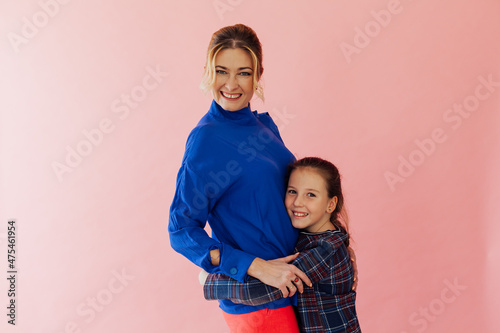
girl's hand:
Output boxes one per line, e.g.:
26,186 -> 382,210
247,253 -> 312,297
348,247 -> 358,291
199,269 -> 209,285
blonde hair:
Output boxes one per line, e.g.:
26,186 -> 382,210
200,24 -> 264,101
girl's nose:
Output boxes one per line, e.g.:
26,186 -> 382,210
294,196 -> 304,207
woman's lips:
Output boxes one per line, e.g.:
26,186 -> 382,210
221,91 -> 242,100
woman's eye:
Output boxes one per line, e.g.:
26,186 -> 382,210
239,72 -> 251,76
216,70 -> 227,75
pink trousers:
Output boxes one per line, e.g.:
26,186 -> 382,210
222,305 -> 300,333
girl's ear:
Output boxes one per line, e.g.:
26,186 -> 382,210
327,196 -> 338,213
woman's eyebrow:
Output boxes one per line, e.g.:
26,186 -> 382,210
215,65 -> 253,71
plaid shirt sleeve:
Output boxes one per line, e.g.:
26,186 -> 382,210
203,273 -> 282,306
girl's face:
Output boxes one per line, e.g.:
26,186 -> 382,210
285,167 -> 338,233
210,48 -> 255,111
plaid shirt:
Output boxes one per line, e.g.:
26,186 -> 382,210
204,230 -> 361,332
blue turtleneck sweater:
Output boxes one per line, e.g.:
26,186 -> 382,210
169,100 -> 298,314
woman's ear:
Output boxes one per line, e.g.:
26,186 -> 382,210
327,196 -> 338,213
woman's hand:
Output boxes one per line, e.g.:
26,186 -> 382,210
247,253 -> 312,297
210,249 -> 220,266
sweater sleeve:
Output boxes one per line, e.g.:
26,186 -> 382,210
168,127 -> 256,283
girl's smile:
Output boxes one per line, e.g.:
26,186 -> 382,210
285,167 -> 338,233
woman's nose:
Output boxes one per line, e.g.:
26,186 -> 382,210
224,75 -> 239,91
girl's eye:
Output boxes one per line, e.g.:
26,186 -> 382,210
307,193 -> 316,197
287,189 -> 296,195
216,70 -> 227,75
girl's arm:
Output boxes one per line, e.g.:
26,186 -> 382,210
203,236 -> 346,303
206,249 -> 310,297
204,273 -> 283,306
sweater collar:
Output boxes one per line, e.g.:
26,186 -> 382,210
209,100 -> 258,126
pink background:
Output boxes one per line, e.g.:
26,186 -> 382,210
1,1 -> 499,332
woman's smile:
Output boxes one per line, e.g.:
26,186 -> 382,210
211,48 -> 255,111
221,91 -> 243,100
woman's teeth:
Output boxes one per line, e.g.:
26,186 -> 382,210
222,92 -> 241,99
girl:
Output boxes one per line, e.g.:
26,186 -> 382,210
202,157 -> 361,333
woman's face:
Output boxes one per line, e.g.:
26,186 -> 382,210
210,48 -> 255,111
285,168 -> 337,233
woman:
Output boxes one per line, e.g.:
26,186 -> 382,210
168,24 -> 311,331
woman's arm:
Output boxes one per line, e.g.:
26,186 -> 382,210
206,249 -> 311,297
202,253 -> 311,306
170,126 -> 312,288
246,254 -> 311,297
170,162 -> 311,288
202,252 -> 318,304
203,236 -> 348,303
168,130 -> 257,283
